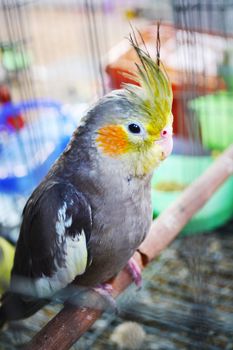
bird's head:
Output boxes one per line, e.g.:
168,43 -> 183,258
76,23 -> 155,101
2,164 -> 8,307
77,32 -> 173,178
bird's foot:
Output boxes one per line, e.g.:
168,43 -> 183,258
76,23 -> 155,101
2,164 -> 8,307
93,283 -> 117,312
125,257 -> 142,288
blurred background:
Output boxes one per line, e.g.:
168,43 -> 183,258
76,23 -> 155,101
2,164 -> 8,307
0,0 -> 233,349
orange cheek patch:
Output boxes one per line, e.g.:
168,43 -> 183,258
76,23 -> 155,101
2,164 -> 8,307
96,124 -> 129,156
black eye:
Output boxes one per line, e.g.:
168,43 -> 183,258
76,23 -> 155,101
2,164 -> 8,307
128,123 -> 141,134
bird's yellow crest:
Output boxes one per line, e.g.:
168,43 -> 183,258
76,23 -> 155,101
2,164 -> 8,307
124,29 -> 173,137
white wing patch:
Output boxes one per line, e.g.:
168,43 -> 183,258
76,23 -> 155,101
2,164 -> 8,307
55,202 -> 73,242
32,230 -> 88,298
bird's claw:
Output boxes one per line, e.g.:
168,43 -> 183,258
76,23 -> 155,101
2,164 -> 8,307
125,257 -> 142,288
93,283 -> 117,312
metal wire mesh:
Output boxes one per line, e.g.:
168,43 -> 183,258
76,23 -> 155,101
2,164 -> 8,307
0,1 -> 232,349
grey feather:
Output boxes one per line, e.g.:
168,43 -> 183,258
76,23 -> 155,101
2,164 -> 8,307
0,89 -> 154,325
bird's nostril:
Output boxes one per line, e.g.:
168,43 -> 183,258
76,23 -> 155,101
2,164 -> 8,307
162,130 -> 167,136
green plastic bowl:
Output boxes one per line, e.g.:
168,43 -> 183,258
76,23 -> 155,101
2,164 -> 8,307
151,155 -> 233,235
189,92 -> 233,151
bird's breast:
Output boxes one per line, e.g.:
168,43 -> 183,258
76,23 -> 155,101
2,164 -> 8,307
77,176 -> 152,286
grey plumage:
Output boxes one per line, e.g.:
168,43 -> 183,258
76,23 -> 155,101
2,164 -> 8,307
63,92 -> 153,285
0,91 -> 153,325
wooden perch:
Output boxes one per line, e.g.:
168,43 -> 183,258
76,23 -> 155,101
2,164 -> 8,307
26,145 -> 233,350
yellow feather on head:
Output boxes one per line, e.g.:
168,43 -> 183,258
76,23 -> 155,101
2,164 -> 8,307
124,27 -> 173,138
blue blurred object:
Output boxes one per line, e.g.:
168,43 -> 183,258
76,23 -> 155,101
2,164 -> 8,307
0,99 -> 75,195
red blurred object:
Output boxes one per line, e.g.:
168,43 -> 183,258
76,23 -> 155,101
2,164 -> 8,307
105,23 -> 226,138
6,115 -> 25,130
0,85 -> 25,130
0,85 -> 12,104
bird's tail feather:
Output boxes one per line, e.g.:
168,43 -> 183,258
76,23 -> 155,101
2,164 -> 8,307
0,292 -> 48,329
0,306 -> 6,329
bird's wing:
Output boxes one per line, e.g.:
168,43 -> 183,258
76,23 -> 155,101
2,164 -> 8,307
11,181 -> 92,299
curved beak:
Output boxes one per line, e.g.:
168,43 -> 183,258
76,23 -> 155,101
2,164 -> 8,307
155,115 -> 173,159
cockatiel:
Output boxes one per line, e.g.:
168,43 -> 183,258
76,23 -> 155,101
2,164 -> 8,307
0,34 -> 173,326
